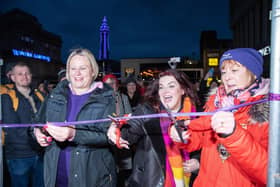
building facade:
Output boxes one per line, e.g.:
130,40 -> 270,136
230,0 -> 272,76
0,8 -> 64,85
120,57 -> 203,83
200,30 -> 233,78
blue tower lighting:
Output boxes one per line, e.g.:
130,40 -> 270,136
99,16 -> 110,60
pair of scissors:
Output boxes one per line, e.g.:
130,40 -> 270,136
165,107 -> 187,143
108,115 -> 128,149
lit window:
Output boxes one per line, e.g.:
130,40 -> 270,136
208,58 -> 218,66
125,68 -> 135,77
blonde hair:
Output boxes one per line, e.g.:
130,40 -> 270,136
66,48 -> 99,81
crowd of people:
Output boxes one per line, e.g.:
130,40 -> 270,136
0,47 -> 269,187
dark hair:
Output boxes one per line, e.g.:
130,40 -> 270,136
144,79 -> 160,112
123,76 -> 139,94
158,69 -> 200,107
57,68 -> 66,81
125,77 -> 137,85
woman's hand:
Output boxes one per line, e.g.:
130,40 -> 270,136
44,123 -> 76,142
34,127 -> 51,147
211,111 -> 235,136
169,121 -> 190,143
107,123 -> 129,149
183,158 -> 200,173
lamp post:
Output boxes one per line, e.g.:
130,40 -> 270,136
268,0 -> 280,186
0,57 -> 3,187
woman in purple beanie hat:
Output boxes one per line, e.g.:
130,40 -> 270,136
170,48 -> 269,187
219,48 -> 264,79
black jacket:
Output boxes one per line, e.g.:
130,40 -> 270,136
35,80 -> 117,187
2,87 -> 43,159
122,103 -> 166,187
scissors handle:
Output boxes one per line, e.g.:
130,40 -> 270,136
108,115 -> 126,149
173,121 -> 187,143
165,109 -> 187,143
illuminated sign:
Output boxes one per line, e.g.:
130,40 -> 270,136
12,49 -> 51,62
208,58 -> 218,66
258,46 -> 270,56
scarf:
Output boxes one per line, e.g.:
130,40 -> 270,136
214,78 -> 270,109
160,97 -> 194,187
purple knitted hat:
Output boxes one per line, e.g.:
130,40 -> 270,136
219,48 -> 263,79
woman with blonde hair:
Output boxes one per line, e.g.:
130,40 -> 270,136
34,48 -> 117,187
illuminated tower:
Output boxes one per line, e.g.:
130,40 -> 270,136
99,16 -> 110,74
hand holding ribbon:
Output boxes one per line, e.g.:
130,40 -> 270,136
34,127 -> 52,147
169,120 -> 191,143
43,123 -> 76,142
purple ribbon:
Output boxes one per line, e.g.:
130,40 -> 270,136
269,93 -> 280,101
0,98 -> 269,128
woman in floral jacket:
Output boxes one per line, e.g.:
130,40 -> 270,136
170,48 -> 269,187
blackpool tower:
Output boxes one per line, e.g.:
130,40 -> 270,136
99,16 -> 110,74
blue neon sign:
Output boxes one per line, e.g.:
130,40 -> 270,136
12,49 -> 51,62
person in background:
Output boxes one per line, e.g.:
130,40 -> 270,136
209,77 -> 219,89
1,62 -> 44,187
108,69 -> 201,187
46,81 -> 56,93
123,77 -> 142,112
37,81 -> 49,96
136,76 -> 146,97
103,74 -> 133,187
0,64 -> 15,94
0,63 -> 15,187
103,74 -> 132,116
197,68 -> 214,107
170,48 -> 269,187
57,68 -> 66,82
33,48 -> 117,187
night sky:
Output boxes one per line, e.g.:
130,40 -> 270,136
1,0 -> 232,62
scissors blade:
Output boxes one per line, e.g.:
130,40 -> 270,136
165,107 -> 176,123
165,107 -> 186,143
108,115 -> 120,126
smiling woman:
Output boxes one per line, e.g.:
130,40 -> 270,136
107,69 -> 201,187
33,48 -> 117,187
68,54 -> 95,94
170,48 -> 270,187
158,75 -> 185,112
